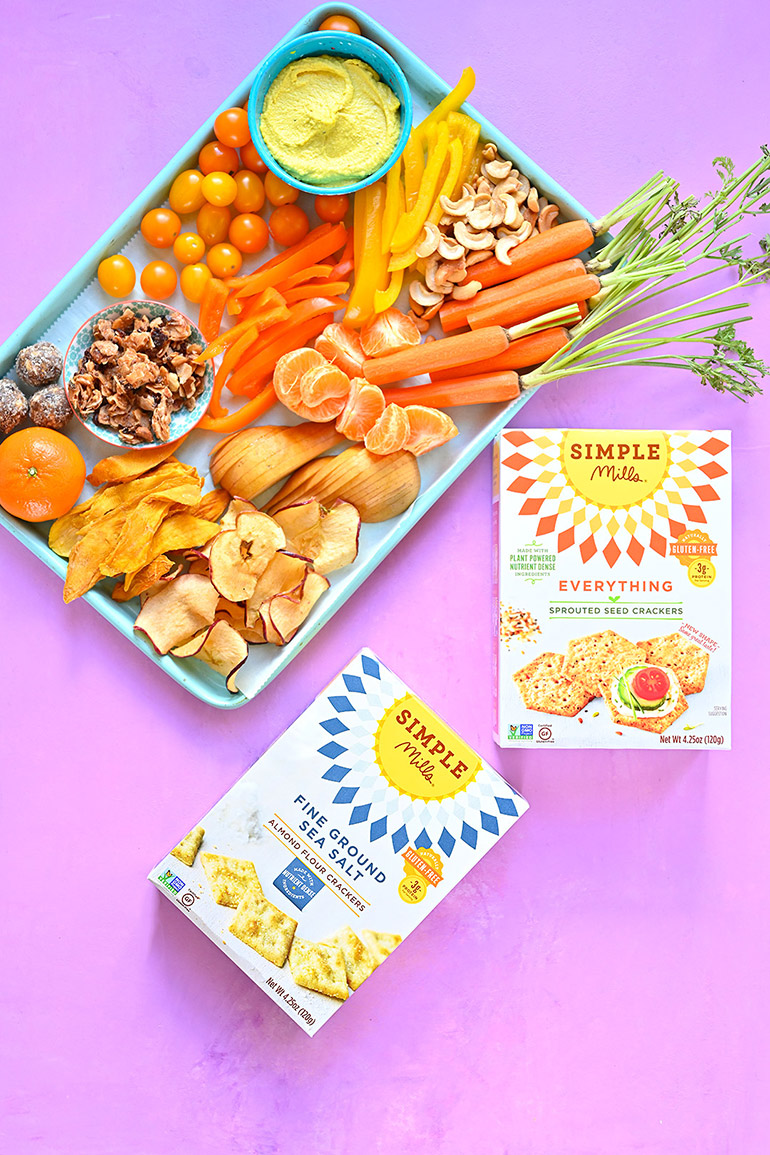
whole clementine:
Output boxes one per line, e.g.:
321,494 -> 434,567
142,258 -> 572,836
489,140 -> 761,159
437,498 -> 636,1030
0,428 -> 86,522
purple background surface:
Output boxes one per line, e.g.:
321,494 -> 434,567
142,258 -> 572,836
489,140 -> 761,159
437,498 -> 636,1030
2,2 -> 770,1153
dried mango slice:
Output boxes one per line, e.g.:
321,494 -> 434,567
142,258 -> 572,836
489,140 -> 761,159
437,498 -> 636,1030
87,438 -> 187,486
111,555 -> 176,602
134,573 -> 219,654
192,488 -> 231,522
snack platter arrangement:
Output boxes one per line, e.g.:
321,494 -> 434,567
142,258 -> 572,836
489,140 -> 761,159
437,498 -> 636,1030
0,4 -> 600,710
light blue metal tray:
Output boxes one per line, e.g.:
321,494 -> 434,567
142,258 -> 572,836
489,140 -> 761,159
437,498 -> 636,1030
0,3 -> 600,709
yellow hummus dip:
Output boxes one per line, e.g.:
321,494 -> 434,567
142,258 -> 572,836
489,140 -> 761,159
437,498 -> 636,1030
260,55 -> 401,185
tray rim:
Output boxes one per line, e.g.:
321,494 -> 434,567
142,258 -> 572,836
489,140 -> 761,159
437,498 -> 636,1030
0,2 -> 600,710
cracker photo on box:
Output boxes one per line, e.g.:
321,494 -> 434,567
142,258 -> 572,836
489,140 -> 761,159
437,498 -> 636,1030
494,429 -> 731,750
150,650 -> 528,1035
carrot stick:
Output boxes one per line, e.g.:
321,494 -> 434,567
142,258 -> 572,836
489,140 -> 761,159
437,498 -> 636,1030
198,278 -> 229,343
229,223 -> 347,299
467,274 -> 601,330
362,326 -> 510,386
227,312 -> 335,397
440,258 -> 586,333
382,371 -> 520,408
198,383 -> 277,434
458,220 -> 596,291
430,327 -> 570,380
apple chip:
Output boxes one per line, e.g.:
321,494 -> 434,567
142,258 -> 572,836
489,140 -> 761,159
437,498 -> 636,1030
271,499 -> 360,575
171,619 -> 248,692
219,497 -> 259,532
209,511 -> 285,602
135,573 -> 219,654
215,599 -> 267,645
244,552 -> 309,627
265,569 -> 329,644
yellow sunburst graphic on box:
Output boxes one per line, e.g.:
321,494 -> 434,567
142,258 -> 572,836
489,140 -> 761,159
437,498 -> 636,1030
500,429 -> 728,567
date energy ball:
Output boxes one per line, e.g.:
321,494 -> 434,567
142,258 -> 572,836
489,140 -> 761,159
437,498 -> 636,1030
29,385 -> 72,431
0,379 -> 29,434
15,341 -> 63,389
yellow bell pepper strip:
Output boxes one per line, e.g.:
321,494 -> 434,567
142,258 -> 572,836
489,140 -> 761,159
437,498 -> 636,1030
374,267 -> 404,314
401,132 -> 424,210
390,121 -> 450,254
413,66 -> 476,144
380,155 -> 404,255
447,110 -> 481,196
387,137 -> 464,273
344,181 -> 388,329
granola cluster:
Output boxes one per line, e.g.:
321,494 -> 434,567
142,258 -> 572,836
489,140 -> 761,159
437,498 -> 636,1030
69,308 -> 206,445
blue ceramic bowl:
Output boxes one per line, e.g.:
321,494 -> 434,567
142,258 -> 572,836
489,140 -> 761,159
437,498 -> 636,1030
63,300 -> 214,449
247,31 -> 412,197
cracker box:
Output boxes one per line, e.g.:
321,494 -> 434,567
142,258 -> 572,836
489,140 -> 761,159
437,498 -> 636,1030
494,429 -> 731,749
150,650 -> 528,1036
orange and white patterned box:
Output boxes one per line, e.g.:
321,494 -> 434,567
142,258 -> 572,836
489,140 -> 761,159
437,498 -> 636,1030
494,429 -> 731,750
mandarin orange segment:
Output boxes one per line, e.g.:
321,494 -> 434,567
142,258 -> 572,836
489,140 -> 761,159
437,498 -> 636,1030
363,404 -> 410,455
336,378 -> 386,441
273,347 -> 326,412
360,308 -> 421,358
403,405 -> 459,456
299,363 -> 351,408
314,323 -> 366,378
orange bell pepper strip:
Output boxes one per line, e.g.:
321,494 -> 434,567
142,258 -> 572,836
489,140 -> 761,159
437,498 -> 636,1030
282,280 -> 349,304
225,223 -> 335,288
198,278 -> 229,343
328,229 -> 354,279
196,289 -> 288,361
390,121 -> 450,254
413,66 -> 476,145
227,305 -> 341,397
276,264 -> 334,290
344,181 -> 388,329
197,383 -> 277,434
228,223 -> 347,299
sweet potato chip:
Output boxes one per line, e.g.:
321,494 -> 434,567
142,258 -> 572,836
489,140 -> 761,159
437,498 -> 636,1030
171,619 -> 249,692
87,439 -> 187,486
134,573 -> 219,654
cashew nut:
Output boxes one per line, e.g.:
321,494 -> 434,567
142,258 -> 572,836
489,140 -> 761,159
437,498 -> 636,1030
482,158 -> 513,182
439,189 -> 475,217
454,220 -> 496,251
415,221 -> 442,259
437,235 -> 465,261
537,204 -> 560,232
495,235 -> 521,265
451,280 -> 483,301
409,280 -> 444,309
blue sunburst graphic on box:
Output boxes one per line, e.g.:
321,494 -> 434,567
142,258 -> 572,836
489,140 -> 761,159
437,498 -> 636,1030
316,651 -> 523,857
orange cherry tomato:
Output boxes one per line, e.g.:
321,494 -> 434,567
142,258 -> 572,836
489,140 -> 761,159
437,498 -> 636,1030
172,232 -> 206,264
239,140 -> 267,175
232,169 -> 265,214
140,260 -> 177,300
314,193 -> 350,223
202,171 -> 238,207
207,243 -> 243,279
197,203 -> 231,245
229,213 -> 269,254
264,171 -> 300,206
97,254 -> 136,298
140,208 -> 181,249
199,140 -> 239,176
318,14 -> 361,33
180,262 -> 213,304
168,169 -> 206,214
269,204 -> 310,247
214,107 -> 251,149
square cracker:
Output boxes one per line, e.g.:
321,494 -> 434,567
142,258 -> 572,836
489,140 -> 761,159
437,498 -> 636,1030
289,938 -> 349,1001
562,631 -> 646,696
359,929 -> 402,967
201,853 -> 262,908
325,926 -> 377,991
639,633 -> 709,694
513,652 -> 595,717
170,825 -> 204,867
229,885 -> 297,967
604,682 -> 689,733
